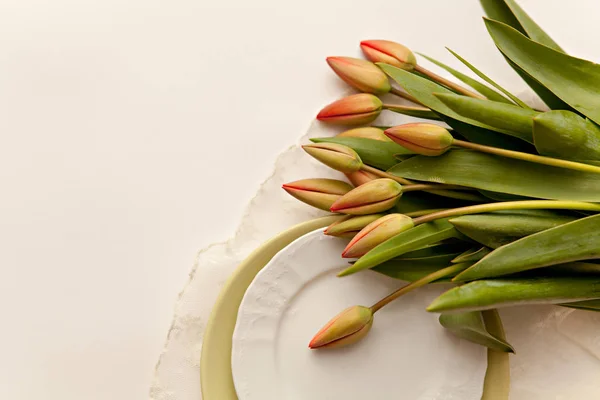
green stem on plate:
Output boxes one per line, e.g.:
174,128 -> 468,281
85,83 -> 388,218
412,200 -> 600,226
414,64 -> 485,99
404,208 -> 448,217
454,139 -> 600,174
370,263 -> 469,313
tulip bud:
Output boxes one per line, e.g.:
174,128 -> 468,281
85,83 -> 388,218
317,94 -> 383,125
324,214 -> 384,238
385,123 -> 454,156
302,143 -> 363,173
337,127 -> 392,142
326,56 -> 391,95
342,214 -> 414,258
330,178 -> 402,215
309,305 -> 373,349
345,169 -> 379,186
360,40 -> 417,71
282,179 -> 353,211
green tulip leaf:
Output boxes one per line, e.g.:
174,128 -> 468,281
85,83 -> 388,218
439,310 -> 515,352
533,111 -> 600,160
456,214 -> 600,281
428,277 -> 600,313
441,117 -> 535,152
373,254 -> 463,282
310,136 -> 411,170
561,299 -> 600,312
435,93 -> 538,142
385,105 -> 442,120
446,47 -> 531,109
339,219 -> 463,276
379,64 -> 529,139
416,53 -> 512,104
480,0 -> 563,52
449,212 -> 576,249
389,150 -> 600,202
452,247 -> 492,263
397,242 -> 472,259
485,19 -> 600,125
393,191 -> 475,215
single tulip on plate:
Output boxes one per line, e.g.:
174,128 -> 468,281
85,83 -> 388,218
360,40 -> 417,71
317,94 -> 383,126
330,178 -> 402,215
309,305 -> 373,349
302,143 -> 363,173
337,126 -> 392,142
342,213 -> 414,258
282,179 -> 353,211
345,169 -> 379,186
385,123 -> 454,156
326,56 -> 391,94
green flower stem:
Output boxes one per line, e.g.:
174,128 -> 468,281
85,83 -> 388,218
361,164 -> 484,202
404,208 -> 448,217
370,263 -> 469,313
414,64 -> 485,99
389,87 -> 423,105
453,139 -> 600,174
412,200 -> 600,226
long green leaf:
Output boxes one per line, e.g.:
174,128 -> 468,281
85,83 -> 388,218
379,64 -> 528,138
393,191 -> 475,215
533,111 -> 600,160
417,53 -> 512,104
561,299 -> 600,311
389,150 -> 600,202
439,311 -> 514,352
385,105 -> 442,120
310,136 -> 411,170
456,214 -> 600,281
485,19 -> 600,124
427,277 -> 600,313
397,242 -> 471,259
446,47 -> 531,109
339,219 -> 462,276
480,0 -> 563,52
373,254 -> 462,282
449,212 -> 576,249
436,93 -> 538,142
452,247 -> 492,263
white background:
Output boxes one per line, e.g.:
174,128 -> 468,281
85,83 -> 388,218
0,1 -> 597,399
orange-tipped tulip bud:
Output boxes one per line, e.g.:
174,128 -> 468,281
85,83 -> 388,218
309,305 -> 373,349
337,127 -> 392,142
330,178 -> 402,215
282,179 -> 353,211
345,170 -> 379,186
324,214 -> 384,238
360,40 -> 417,71
385,123 -> 454,156
317,94 -> 383,126
326,56 -> 391,95
342,214 -> 414,258
302,143 -> 363,173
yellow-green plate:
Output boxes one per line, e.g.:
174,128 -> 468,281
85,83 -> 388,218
200,216 -> 339,400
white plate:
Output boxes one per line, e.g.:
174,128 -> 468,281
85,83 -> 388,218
231,229 -> 487,400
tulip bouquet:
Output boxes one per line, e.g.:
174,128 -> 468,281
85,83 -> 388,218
281,0 -> 600,396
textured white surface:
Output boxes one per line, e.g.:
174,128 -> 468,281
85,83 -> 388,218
232,229 -> 486,400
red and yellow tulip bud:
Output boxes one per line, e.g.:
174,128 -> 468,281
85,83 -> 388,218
342,214 -> 414,258
309,305 -> 373,349
385,123 -> 454,156
330,178 -> 402,215
324,214 -> 384,238
282,179 -> 353,211
317,94 -> 383,126
344,170 -> 379,186
302,143 -> 363,173
337,127 -> 392,142
326,56 -> 391,95
360,40 -> 417,71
